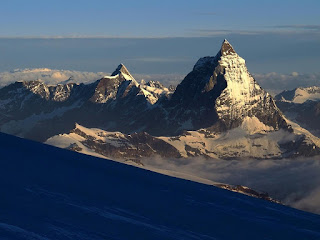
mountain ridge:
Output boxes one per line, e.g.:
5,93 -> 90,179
0,39 -> 319,159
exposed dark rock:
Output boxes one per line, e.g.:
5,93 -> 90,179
70,127 -> 181,160
216,184 -> 281,204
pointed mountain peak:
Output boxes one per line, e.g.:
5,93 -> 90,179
111,63 -> 134,78
220,39 -> 236,56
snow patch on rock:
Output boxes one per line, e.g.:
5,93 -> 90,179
241,117 -> 274,134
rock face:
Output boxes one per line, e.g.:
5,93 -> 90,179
216,184 -> 281,204
165,39 -> 289,134
47,124 -> 181,161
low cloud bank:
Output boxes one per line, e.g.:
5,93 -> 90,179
0,68 -> 107,87
142,156 -> 320,214
0,68 -> 183,88
253,72 -> 320,93
0,68 -> 319,93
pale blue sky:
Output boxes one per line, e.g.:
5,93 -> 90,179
1,0 -> 319,37
0,0 -> 319,75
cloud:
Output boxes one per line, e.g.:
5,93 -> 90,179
187,25 -> 320,37
272,24 -> 320,31
193,12 -> 217,16
141,156 -> 320,214
253,72 -> 320,93
0,68 -> 108,87
0,68 -> 183,88
187,29 -> 262,37
1,68 -> 319,94
128,57 -> 190,63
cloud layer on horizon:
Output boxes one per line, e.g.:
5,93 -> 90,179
253,72 -> 320,93
0,68 -> 185,88
0,68 -> 319,93
0,69 -> 107,87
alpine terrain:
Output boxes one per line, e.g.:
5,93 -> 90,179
43,40 -> 320,160
1,40 -> 320,160
275,86 -> 320,137
0,131 -> 320,240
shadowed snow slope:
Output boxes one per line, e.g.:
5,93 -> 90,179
0,132 -> 320,239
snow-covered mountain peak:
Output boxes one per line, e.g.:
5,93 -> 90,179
170,39 -> 289,133
90,64 -> 161,104
220,39 -> 236,56
211,40 -> 290,131
192,40 -> 236,71
111,63 -> 137,83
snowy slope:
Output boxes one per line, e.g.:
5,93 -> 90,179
1,132 -> 320,240
276,86 -> 320,104
46,124 -> 281,203
275,87 -> 320,137
46,119 -> 320,161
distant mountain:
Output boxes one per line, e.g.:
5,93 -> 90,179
1,131 -> 320,240
46,40 -> 320,159
1,39 -> 320,159
275,86 -> 320,104
275,86 -> 320,137
0,64 -> 173,141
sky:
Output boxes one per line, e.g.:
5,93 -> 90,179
1,0 -> 319,37
0,0 -> 319,83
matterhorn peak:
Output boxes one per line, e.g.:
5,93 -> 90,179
170,39 -> 289,133
219,39 -> 236,56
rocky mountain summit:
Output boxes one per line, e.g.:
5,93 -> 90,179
163,39 -> 289,134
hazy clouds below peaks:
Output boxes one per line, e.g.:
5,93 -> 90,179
0,68 -> 184,88
253,72 -> 320,94
0,69 -> 107,87
0,68 -> 319,92
141,156 -> 320,214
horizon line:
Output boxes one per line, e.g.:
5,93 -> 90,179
0,35 -> 213,40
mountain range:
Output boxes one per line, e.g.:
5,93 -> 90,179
1,39 -> 320,217
1,39 -> 317,160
